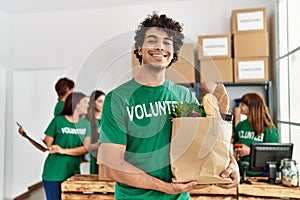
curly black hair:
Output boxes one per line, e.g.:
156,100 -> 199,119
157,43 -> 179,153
133,13 -> 184,67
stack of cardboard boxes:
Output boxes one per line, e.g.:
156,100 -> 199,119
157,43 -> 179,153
198,34 -> 233,83
232,7 -> 269,82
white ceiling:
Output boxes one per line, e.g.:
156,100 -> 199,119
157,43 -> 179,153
0,0 -> 187,14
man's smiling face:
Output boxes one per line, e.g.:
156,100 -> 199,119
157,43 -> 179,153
138,27 -> 174,69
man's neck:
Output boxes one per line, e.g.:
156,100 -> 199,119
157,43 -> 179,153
134,65 -> 166,86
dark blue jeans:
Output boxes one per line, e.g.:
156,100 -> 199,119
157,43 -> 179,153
42,180 -> 63,200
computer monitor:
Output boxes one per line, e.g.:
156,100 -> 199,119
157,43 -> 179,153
250,143 -> 293,184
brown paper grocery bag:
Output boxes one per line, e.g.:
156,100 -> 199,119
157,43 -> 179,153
170,116 -> 232,184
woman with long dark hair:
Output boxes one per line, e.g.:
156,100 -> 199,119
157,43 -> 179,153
18,92 -> 91,200
234,93 -> 279,176
86,90 -> 106,174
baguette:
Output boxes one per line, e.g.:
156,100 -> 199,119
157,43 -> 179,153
213,84 -> 229,114
203,93 -> 220,118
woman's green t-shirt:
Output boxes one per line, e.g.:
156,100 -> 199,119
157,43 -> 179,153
42,116 -> 91,181
90,118 -> 101,174
54,101 -> 64,116
234,119 -> 279,176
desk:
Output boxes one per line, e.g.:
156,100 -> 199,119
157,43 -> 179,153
62,175 -> 300,199
61,174 -> 114,200
238,177 -> 300,199
61,174 -> 237,200
190,186 -> 237,199
61,174 -> 300,200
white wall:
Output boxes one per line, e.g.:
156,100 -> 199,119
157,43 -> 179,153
0,10 -> 10,200
0,67 -> 6,200
11,0 -> 276,94
12,69 -> 67,196
0,11 -> 10,67
2,0 -> 275,198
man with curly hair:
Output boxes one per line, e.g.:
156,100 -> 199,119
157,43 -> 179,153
99,13 -> 239,199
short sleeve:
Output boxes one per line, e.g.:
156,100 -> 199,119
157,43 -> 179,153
100,91 -> 127,145
44,118 -> 57,137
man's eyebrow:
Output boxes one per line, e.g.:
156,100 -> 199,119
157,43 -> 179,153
146,35 -> 158,39
164,37 -> 173,42
146,35 -> 173,41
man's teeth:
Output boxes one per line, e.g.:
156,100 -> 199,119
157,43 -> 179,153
152,54 -> 166,57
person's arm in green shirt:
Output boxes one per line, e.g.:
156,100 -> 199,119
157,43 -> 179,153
44,135 -> 90,156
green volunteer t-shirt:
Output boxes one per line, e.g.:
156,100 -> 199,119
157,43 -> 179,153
54,101 -> 64,116
100,79 -> 197,200
90,118 -> 101,174
234,119 -> 279,176
42,115 -> 91,181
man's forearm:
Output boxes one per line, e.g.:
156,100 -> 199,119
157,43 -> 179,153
104,160 -> 171,194
99,143 -> 172,194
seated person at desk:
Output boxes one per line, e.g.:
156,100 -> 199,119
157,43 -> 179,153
234,93 -> 279,176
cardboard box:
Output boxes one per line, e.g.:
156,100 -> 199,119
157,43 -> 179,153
170,117 -> 232,184
165,64 -> 196,84
200,58 -> 233,83
132,43 -> 196,83
166,43 -> 195,83
234,57 -> 269,82
233,32 -> 269,58
174,43 -> 195,65
231,7 -> 267,34
198,34 -> 232,60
